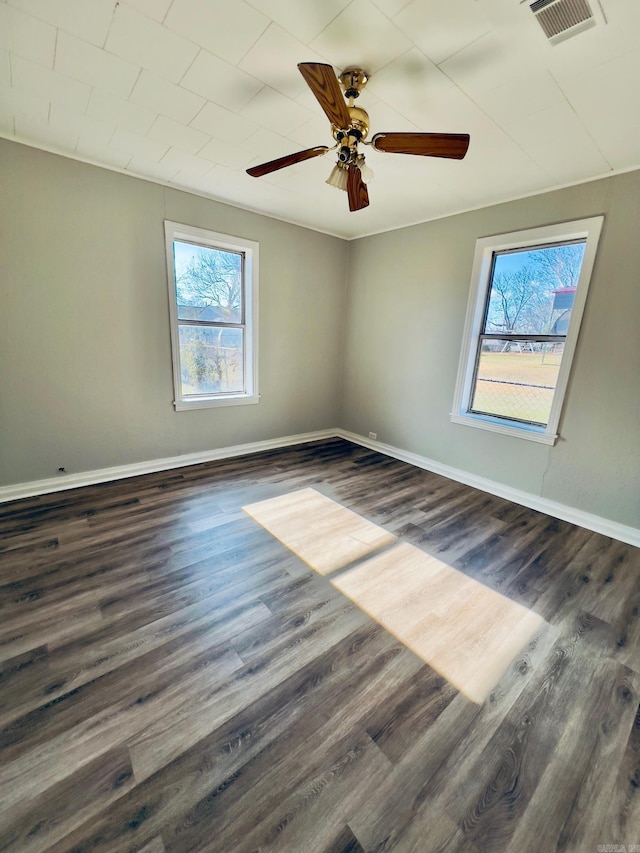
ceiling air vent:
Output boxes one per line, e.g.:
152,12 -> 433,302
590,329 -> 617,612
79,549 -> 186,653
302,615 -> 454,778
530,0 -> 598,44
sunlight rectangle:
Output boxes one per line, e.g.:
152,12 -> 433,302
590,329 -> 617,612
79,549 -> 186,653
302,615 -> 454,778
332,542 -> 546,704
243,488 -> 396,575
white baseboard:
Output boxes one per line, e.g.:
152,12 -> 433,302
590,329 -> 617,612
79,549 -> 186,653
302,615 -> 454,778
335,429 -> 640,549
2,426 -> 637,548
0,429 -> 336,504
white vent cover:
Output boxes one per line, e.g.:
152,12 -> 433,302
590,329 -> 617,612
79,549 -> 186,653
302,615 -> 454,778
530,0 -> 598,44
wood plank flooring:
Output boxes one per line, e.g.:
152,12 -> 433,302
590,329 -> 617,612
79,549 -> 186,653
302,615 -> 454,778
0,438 -> 639,852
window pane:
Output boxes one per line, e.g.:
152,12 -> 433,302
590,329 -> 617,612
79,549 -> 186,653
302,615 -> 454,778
485,242 -> 585,336
178,325 -> 244,396
470,343 -> 564,426
173,240 -> 242,324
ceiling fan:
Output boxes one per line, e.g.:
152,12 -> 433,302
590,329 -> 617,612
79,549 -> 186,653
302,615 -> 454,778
247,63 -> 470,213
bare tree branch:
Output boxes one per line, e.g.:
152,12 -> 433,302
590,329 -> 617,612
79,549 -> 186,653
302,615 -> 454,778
176,246 -> 242,320
528,243 -> 585,290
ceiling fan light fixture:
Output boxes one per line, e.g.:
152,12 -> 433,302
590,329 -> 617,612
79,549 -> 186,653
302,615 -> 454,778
357,155 -> 374,183
326,163 -> 349,191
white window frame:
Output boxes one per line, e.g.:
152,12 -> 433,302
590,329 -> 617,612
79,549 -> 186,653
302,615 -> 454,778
451,216 -> 603,445
164,221 -> 259,411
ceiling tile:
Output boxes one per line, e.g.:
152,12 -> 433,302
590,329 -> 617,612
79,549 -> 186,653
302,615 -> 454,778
240,126 -> 302,160
160,147 -> 213,177
170,167 -> 216,192
126,156 -> 180,181
0,50 -> 10,88
394,0 -> 492,65
55,32 -> 140,100
129,70 -> 205,124
366,48 -> 455,125
190,101 -> 258,144
206,163 -> 317,218
240,85 -> 313,135
15,113 -> 79,151
367,170 -> 466,219
0,107 -> 13,136
551,49 -> 640,170
183,162 -> 237,195
147,114 -> 209,155
243,0 -> 352,44
366,97 -> 423,135
374,76 -> 483,136
199,137 -> 254,169
105,3 -> 198,84
370,0 -> 413,16
111,127 -> 170,162
503,101 -> 611,181
11,55 -> 91,112
6,0 -> 115,46
0,3 -> 55,66
438,31 -> 537,99
257,161 -> 310,191
239,24 -> 327,100
75,138 -> 131,168
87,88 -> 158,136
180,50 -> 263,112
0,83 -> 49,124
309,0 -> 413,74
286,113 -> 334,148
448,129 -> 535,204
165,0 -> 269,65
470,71 -> 566,127
123,0 -> 174,23
49,104 -> 115,149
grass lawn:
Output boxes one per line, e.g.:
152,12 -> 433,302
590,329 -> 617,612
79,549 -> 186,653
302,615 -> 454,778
472,350 -> 562,424
476,350 -> 562,386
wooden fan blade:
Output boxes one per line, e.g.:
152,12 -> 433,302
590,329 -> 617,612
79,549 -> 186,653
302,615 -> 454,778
298,62 -> 352,130
372,132 -> 470,159
247,146 -> 329,178
347,163 -> 369,212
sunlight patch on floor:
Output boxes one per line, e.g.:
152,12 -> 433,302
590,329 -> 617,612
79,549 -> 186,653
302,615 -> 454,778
243,489 -> 546,703
243,487 -> 396,576
332,541 -> 545,703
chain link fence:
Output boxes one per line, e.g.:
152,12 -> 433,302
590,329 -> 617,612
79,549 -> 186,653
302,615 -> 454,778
471,377 -> 555,425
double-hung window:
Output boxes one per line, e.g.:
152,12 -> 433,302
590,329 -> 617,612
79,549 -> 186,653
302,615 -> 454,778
164,221 -> 259,411
451,216 -> 603,444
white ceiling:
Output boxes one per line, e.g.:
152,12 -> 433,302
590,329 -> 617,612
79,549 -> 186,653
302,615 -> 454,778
1,0 -> 639,238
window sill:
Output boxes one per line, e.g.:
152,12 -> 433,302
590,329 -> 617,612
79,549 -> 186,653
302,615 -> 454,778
450,412 -> 558,445
174,394 -> 259,411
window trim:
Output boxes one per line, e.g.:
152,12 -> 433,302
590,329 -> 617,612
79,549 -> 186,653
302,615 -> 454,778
164,221 -> 259,411
451,216 -> 604,445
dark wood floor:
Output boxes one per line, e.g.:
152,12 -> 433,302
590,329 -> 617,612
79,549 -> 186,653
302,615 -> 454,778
0,438 -> 638,852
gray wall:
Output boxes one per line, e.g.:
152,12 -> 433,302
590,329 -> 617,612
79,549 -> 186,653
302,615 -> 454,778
341,171 -> 640,528
0,139 -> 348,485
2,138 -> 638,530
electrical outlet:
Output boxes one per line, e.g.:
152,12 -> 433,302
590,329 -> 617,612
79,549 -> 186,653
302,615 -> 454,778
368,432 -> 377,440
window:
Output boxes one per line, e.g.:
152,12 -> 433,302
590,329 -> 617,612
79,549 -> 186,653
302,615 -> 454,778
451,217 -> 603,444
164,221 -> 258,411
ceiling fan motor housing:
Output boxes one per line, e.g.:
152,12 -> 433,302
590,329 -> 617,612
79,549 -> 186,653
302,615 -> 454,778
338,67 -> 369,100
332,105 -> 371,164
